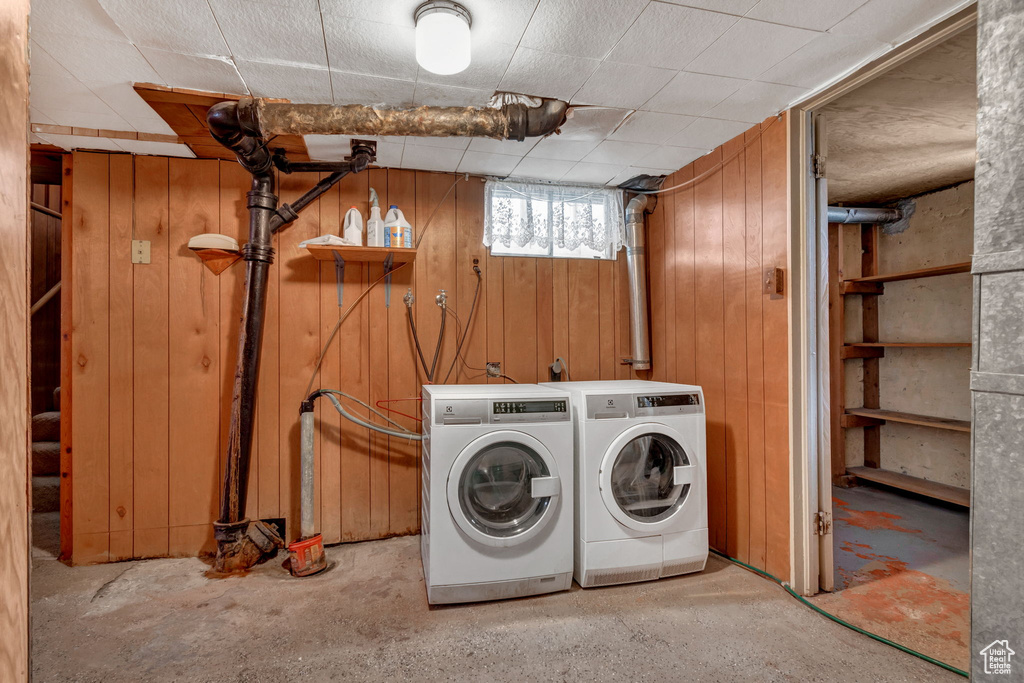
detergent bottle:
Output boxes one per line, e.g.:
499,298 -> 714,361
343,206 -> 363,245
366,187 -> 385,247
384,205 -> 413,248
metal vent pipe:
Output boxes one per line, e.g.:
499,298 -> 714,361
826,206 -> 902,224
625,194 -> 651,370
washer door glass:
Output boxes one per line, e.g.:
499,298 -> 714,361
459,441 -> 550,538
610,433 -> 690,523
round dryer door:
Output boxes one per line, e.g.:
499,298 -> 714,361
599,422 -> 697,532
447,431 -> 561,548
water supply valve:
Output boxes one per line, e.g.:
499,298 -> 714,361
436,289 -> 448,308
404,288 -> 415,308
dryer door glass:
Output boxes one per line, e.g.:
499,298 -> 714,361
459,441 -> 551,538
610,434 -> 690,523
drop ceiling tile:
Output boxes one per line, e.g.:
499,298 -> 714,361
560,162 -> 624,185
705,80 -> 806,123
304,135 -> 406,167
829,0 -> 969,45
582,140 -> 658,166
30,108 -> 56,125
40,109 -> 135,131
30,76 -> 123,115
608,111 -> 697,145
140,48 -> 247,95
519,0 -> 647,59
666,117 -> 750,148
642,71 -> 748,116
127,117 -> 178,136
30,132 -> 47,145
236,60 -> 332,102
639,145 -> 708,171
758,33 -> 886,89
457,151 -> 521,177
330,71 -> 416,106
115,140 -> 196,157
660,0 -> 760,13
29,43 -> 75,82
36,133 -> 125,152
374,141 -> 406,168
210,0 -> 328,67
415,40 -> 515,93
401,143 -> 465,172
573,62 -> 676,109
510,157 -> 575,181
98,0 -> 229,56
605,3 -> 738,71
684,18 -> 818,80
468,137 -> 539,156
746,0 -> 871,31
32,34 -> 162,84
413,82 -> 492,107
402,136 -> 471,151
30,0 -> 128,42
558,107 -> 632,141
83,81 -> 167,121
497,47 -> 600,101
322,0 -> 538,48
323,15 -> 418,81
526,137 -> 601,162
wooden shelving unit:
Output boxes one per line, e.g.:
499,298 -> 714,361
827,223 -> 971,506
304,244 -> 417,263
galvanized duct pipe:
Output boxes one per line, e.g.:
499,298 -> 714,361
625,195 -> 652,371
826,206 -> 902,224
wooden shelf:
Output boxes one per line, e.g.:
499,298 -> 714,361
843,261 -> 971,285
844,407 -> 971,433
847,342 -> 971,348
304,244 -> 416,263
847,466 -> 970,507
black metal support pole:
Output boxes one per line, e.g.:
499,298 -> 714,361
212,171 -> 278,573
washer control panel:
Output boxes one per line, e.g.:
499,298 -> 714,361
433,398 -> 569,425
634,392 -> 702,417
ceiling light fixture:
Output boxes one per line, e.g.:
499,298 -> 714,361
414,1 -> 472,76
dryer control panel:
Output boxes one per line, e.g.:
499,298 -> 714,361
586,392 -> 703,419
434,398 -> 569,425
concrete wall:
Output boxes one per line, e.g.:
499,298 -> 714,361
842,182 -> 973,488
972,1 -> 1024,676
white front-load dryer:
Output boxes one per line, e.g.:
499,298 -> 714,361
420,384 -> 574,604
542,380 -> 708,588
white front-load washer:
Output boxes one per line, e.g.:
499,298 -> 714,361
420,384 -> 574,604
542,380 -> 708,588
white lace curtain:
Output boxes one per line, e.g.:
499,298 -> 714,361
483,179 -> 625,254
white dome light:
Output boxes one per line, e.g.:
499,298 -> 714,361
415,1 -> 472,76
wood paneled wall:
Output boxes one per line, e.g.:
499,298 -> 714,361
30,184 -> 62,414
646,114 -> 791,580
64,152 -> 639,563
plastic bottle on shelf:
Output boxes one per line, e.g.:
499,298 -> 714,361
343,206 -> 363,246
366,188 -> 385,247
383,205 -> 413,248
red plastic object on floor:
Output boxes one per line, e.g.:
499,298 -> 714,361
288,533 -> 327,577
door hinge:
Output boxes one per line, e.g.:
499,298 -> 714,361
812,153 -> 826,179
815,510 -> 832,536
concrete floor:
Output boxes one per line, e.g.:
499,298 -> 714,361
811,485 -> 970,671
32,514 -> 959,682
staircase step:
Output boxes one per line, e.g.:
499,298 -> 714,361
32,476 -> 60,513
53,386 -> 61,412
32,411 -> 60,442
32,441 -> 60,476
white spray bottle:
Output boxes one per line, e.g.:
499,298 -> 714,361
343,205 -> 363,245
366,187 -> 385,247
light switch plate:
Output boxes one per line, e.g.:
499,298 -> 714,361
131,239 -> 151,264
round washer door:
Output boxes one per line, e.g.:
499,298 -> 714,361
598,422 -> 698,533
447,430 -> 562,548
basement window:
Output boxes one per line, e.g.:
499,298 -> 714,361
484,179 -> 624,259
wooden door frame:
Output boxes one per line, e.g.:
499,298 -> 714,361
786,3 -> 978,596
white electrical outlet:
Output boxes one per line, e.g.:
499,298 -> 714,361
131,239 -> 151,264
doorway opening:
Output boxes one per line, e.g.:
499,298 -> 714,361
813,24 -> 976,672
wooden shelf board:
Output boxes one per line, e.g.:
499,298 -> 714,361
843,261 -> 971,285
844,407 -> 971,432
847,342 -> 971,348
305,244 -> 417,264
847,466 -> 970,507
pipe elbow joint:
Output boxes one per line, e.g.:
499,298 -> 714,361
522,99 -> 569,139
